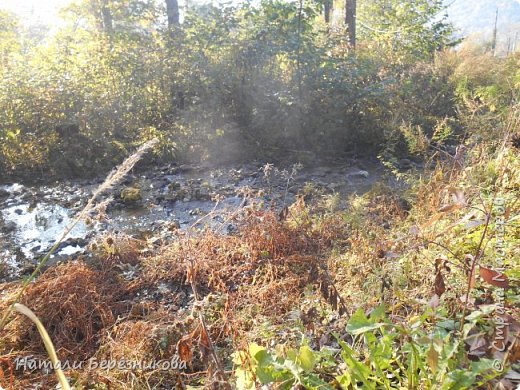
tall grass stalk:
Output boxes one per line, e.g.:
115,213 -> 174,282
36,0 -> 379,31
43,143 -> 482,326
13,303 -> 72,390
0,139 -> 158,332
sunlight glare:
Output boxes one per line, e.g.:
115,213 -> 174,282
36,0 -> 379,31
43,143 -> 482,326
1,0 -> 73,25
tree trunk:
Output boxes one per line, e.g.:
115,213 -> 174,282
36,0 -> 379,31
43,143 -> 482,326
165,0 -> 183,110
165,0 -> 180,28
324,0 -> 331,24
89,0 -> 113,35
101,0 -> 113,36
345,0 -> 356,48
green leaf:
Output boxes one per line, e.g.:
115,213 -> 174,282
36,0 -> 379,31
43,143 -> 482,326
441,369 -> 477,390
249,343 -> 270,365
255,364 -> 275,384
465,310 -> 485,322
301,373 -> 330,388
369,304 -> 386,321
347,308 -> 385,336
436,319 -> 457,331
338,340 -> 375,390
336,372 -> 351,389
286,348 -> 298,362
470,358 -> 496,375
426,345 -> 438,374
297,345 -> 316,372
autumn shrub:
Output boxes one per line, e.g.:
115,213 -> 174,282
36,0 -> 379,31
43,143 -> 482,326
142,204 -> 349,339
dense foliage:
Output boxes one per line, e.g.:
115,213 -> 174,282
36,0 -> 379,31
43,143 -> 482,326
0,0 -> 458,180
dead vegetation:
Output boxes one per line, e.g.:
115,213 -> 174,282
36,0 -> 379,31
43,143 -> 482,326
4,262 -> 123,361
0,132 -> 519,388
143,205 -> 350,345
0,189 -> 357,388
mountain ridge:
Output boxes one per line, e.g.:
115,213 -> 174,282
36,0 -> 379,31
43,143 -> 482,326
444,0 -> 520,52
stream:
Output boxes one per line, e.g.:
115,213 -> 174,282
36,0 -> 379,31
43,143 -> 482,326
0,159 -> 392,282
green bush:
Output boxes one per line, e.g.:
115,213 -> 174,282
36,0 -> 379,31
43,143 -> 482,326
233,305 -> 503,389
0,0 -> 486,180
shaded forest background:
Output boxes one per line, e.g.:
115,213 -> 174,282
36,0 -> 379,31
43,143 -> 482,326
0,0 -> 518,180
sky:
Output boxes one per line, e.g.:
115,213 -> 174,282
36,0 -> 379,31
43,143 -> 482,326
2,0 -> 520,27
1,0 -> 72,25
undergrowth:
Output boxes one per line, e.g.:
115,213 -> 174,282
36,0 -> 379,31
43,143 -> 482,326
0,109 -> 519,389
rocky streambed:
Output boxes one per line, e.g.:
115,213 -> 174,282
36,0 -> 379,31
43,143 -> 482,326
0,159 -> 392,281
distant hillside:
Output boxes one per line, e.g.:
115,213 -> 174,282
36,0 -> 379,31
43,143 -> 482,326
444,0 -> 520,53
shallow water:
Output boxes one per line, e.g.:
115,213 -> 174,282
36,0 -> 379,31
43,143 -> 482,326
0,160 -> 389,281
1,202 -> 88,258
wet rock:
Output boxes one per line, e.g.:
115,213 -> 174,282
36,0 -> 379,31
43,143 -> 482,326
155,195 -> 165,203
161,193 -> 179,203
0,188 -> 9,200
347,170 -> 369,179
1,221 -> 17,234
121,187 -> 142,204
121,175 -> 137,186
194,188 -> 211,201
56,237 -> 89,252
173,188 -> 189,202
167,182 -> 182,191
227,224 -> 238,234
398,159 -> 412,170
30,245 -> 42,254
177,164 -> 195,173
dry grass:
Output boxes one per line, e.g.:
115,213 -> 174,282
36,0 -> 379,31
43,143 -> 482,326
4,262 -> 125,361
144,208 -> 347,324
0,201 -> 350,387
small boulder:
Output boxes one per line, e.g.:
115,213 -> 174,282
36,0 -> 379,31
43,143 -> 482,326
194,187 -> 211,201
398,159 -> 412,170
167,182 -> 182,191
0,188 -> 9,200
0,221 -> 17,234
121,187 -> 142,204
347,170 -> 369,179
